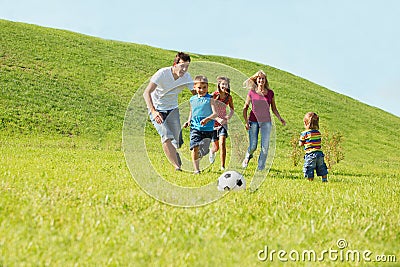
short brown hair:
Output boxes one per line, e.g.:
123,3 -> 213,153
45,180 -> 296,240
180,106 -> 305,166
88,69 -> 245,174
193,75 -> 208,84
173,52 -> 191,64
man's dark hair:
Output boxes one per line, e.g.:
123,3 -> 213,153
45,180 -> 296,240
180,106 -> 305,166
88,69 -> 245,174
174,52 -> 191,64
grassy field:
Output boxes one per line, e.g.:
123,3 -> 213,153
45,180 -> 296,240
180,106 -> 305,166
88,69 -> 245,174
1,19 -> 400,266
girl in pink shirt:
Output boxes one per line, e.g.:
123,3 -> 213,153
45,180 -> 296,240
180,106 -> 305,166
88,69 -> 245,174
209,76 -> 235,171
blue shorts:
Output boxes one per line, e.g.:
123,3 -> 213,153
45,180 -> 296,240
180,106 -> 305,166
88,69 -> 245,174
303,151 -> 328,178
211,125 -> 228,142
190,128 -> 213,157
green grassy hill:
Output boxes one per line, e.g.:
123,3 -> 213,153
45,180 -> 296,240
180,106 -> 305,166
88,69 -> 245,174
1,19 -> 399,266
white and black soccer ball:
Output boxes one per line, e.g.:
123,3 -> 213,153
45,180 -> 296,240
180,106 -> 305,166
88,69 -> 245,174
217,171 -> 246,191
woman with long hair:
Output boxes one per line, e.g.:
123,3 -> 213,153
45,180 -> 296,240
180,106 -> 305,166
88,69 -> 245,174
242,70 -> 286,170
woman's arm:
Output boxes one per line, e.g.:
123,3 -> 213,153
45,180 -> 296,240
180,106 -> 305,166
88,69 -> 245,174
243,95 -> 251,130
271,96 -> 286,126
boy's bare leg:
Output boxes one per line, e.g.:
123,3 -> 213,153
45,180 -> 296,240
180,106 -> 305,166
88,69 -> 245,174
192,146 -> 200,173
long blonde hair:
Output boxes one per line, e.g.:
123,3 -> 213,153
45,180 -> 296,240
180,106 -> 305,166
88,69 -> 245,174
243,70 -> 270,91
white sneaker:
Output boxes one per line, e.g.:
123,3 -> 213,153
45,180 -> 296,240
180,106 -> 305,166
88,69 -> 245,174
242,158 -> 249,168
209,151 -> 216,163
220,167 -> 225,171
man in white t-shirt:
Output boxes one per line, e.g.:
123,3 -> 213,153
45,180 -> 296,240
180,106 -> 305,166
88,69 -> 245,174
143,52 -> 195,171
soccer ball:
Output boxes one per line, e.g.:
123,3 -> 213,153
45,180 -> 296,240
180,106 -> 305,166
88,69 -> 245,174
217,171 -> 246,191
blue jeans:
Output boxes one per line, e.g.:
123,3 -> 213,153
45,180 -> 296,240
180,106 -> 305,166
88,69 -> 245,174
245,121 -> 272,170
303,151 -> 328,178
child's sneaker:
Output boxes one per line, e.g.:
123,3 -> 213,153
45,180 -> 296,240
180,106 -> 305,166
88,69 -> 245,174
209,151 -> 216,163
242,158 -> 249,168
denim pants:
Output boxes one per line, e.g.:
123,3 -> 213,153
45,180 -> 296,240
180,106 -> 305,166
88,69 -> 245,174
303,151 -> 328,178
245,121 -> 272,170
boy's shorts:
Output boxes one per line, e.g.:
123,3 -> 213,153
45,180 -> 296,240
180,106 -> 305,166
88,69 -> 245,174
149,108 -> 183,148
190,128 -> 213,157
303,151 -> 328,178
211,125 -> 228,142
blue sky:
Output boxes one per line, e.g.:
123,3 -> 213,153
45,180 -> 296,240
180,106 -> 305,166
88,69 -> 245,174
1,0 -> 399,116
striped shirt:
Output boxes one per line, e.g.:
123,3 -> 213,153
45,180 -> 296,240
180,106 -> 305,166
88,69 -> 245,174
299,129 -> 322,153
212,91 -> 230,127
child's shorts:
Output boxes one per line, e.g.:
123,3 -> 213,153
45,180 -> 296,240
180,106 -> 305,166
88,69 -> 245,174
303,151 -> 328,178
190,128 -> 213,157
211,125 -> 228,142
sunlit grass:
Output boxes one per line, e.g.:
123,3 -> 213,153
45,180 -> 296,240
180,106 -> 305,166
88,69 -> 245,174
1,137 -> 399,266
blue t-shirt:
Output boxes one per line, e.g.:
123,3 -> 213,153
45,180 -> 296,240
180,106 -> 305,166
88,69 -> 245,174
190,94 -> 214,131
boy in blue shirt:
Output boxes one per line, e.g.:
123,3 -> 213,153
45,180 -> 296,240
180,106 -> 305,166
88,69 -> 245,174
184,76 -> 218,174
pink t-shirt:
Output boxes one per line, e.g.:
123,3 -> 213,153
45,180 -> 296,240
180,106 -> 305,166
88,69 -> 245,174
248,89 -> 274,122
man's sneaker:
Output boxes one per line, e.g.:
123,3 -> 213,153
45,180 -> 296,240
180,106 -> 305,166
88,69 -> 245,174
220,166 -> 225,171
194,170 -> 201,175
209,151 -> 216,163
322,178 -> 328,182
176,152 -> 182,166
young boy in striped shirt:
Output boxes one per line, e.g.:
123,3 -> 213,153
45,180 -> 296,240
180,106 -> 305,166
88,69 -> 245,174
299,112 -> 328,182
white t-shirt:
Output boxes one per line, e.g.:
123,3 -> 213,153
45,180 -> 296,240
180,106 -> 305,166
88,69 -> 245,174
150,67 -> 193,111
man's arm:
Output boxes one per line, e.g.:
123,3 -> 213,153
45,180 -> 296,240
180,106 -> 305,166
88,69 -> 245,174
143,82 -> 163,124
183,105 -> 192,128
